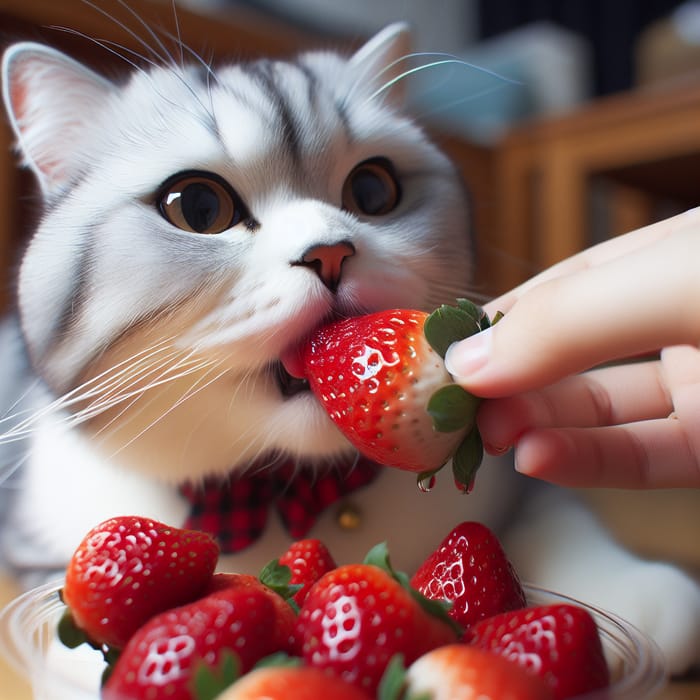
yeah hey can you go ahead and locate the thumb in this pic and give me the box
[443,307,570,398]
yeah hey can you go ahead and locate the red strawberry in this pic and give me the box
[410,521,526,630]
[277,538,336,605]
[293,542,458,694]
[103,584,291,700]
[61,515,218,649]
[202,572,297,650]
[465,604,611,700]
[291,300,493,490]
[215,664,373,700]
[405,644,554,700]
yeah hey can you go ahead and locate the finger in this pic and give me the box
[483,207,700,319]
[513,419,700,489]
[477,361,672,450]
[447,229,700,397]
[659,345,700,461]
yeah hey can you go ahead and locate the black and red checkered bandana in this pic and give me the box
[179,455,380,553]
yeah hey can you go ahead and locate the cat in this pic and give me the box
[0,20,699,679]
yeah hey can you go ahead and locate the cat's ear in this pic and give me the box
[1,42,114,197]
[349,23,412,105]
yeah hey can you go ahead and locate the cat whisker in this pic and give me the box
[0,453,31,488]
[79,0,173,68]
[47,26,154,76]
[62,29,215,133]
[77,346,188,411]
[0,378,43,425]
[156,25,218,116]
[108,358,229,457]
[0,338,179,445]
[84,348,217,427]
[159,41,219,126]
[359,51,519,106]
[107,0,220,125]
[57,339,182,410]
[68,352,215,427]
[245,448,287,477]
[53,4,218,132]
[168,0,185,71]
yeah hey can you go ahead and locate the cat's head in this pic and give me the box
[1,25,473,479]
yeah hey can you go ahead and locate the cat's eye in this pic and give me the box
[156,172,248,234]
[342,158,401,217]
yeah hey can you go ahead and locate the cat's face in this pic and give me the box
[2,26,472,480]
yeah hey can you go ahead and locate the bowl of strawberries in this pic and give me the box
[0,516,666,700]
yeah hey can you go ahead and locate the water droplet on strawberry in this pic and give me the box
[417,474,437,492]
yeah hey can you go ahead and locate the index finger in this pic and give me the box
[451,223,700,397]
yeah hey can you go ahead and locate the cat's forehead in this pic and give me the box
[211,52,405,162]
[107,51,418,197]
[212,57,350,166]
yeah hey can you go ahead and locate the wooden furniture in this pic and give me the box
[491,75,700,293]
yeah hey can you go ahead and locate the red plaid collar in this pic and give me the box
[179,456,380,553]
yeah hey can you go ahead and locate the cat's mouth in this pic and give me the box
[272,361,310,398]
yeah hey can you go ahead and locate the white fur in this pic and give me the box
[0,26,698,684]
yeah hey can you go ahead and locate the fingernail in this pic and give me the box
[484,442,509,456]
[444,326,493,379]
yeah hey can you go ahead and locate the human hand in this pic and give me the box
[445,208,700,489]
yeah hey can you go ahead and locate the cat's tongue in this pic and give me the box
[280,343,307,380]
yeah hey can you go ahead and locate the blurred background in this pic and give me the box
[0,1,699,697]
[177,0,700,137]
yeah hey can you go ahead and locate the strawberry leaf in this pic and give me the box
[452,428,484,492]
[253,652,303,669]
[192,650,240,700]
[259,559,303,612]
[363,542,463,638]
[377,654,407,700]
[363,541,393,571]
[407,587,462,637]
[57,608,90,650]
[456,298,488,327]
[423,304,481,358]
[427,384,480,433]
[100,646,121,687]
[377,655,433,700]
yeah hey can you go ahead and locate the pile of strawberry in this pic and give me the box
[58,516,610,700]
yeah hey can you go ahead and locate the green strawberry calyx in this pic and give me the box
[421,298,502,493]
[259,559,304,613]
[56,595,121,684]
[363,542,462,637]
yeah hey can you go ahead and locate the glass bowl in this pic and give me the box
[0,580,667,699]
[524,585,666,699]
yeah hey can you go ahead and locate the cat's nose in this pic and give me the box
[294,241,356,292]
